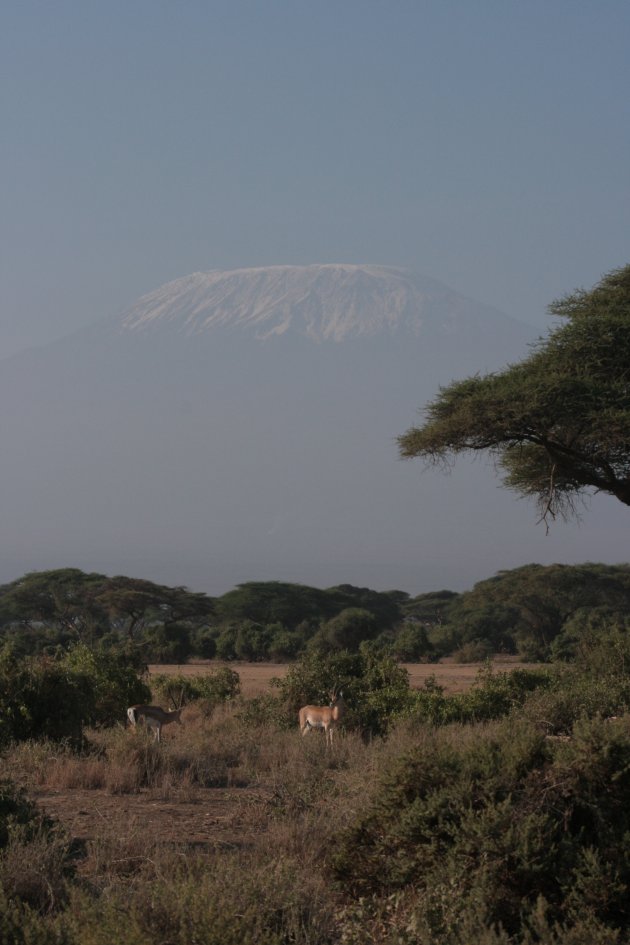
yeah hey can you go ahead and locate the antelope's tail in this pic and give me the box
[127,707,137,727]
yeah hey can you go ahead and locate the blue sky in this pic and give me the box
[1,0,629,356]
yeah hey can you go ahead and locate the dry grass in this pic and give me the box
[148,656,541,697]
[3,702,383,942]
[0,659,545,944]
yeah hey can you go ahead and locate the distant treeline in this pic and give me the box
[1,563,630,662]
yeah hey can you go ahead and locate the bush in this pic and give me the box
[151,667,241,713]
[452,638,494,663]
[0,649,92,745]
[0,779,76,915]
[0,889,71,944]
[60,851,336,945]
[331,709,630,939]
[140,621,193,663]
[391,622,434,661]
[523,632,630,734]
[321,608,379,651]
[403,665,552,727]
[63,643,151,727]
[267,627,304,661]
[0,644,150,745]
[273,646,411,737]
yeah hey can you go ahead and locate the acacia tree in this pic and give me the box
[0,569,108,643]
[398,264,630,523]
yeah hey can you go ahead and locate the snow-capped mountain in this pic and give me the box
[117,264,528,344]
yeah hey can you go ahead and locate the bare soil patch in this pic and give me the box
[34,785,271,852]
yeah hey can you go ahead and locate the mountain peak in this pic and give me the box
[118,264,514,343]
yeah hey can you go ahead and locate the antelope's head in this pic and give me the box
[168,687,186,721]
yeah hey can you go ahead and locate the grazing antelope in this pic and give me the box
[127,689,184,743]
[298,689,345,747]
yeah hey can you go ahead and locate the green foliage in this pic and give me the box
[403,665,552,727]
[212,581,406,660]
[151,666,241,710]
[0,888,71,944]
[139,621,193,663]
[0,569,214,660]
[443,562,630,660]
[6,637,630,943]
[320,607,379,651]
[273,646,411,736]
[0,779,53,849]
[401,589,459,625]
[0,569,109,650]
[399,264,630,520]
[331,643,630,939]
[233,620,273,661]
[6,562,630,665]
[390,621,434,661]
[192,626,217,659]
[0,643,150,745]
[0,648,92,746]
[267,625,304,661]
[524,680,624,737]
[330,711,630,938]
[215,581,337,627]
[326,584,405,631]
[452,637,495,662]
[62,643,151,727]
[551,607,630,661]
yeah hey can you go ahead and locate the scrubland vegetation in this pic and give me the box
[2,630,630,943]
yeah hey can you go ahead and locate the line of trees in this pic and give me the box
[2,563,630,663]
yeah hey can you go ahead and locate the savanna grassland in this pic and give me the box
[4,645,630,945]
[7,660,502,871]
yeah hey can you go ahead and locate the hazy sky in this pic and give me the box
[2,1,629,358]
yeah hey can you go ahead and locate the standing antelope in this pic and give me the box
[127,690,184,743]
[298,689,345,747]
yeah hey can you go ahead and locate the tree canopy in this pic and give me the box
[441,562,630,660]
[398,264,630,523]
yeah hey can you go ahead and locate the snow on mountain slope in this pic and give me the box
[118,264,529,343]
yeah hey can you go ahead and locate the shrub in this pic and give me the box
[330,712,630,938]
[62,852,335,945]
[151,666,241,712]
[0,889,71,944]
[523,634,630,734]
[321,608,379,651]
[403,665,552,727]
[391,622,434,661]
[0,644,150,745]
[273,647,411,737]
[452,638,494,663]
[0,779,76,914]
[0,778,52,847]
[63,643,151,727]
[0,649,92,745]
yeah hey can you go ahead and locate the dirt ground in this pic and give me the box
[32,658,538,853]
[36,786,271,852]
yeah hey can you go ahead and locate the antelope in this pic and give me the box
[127,689,185,743]
[298,689,345,747]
